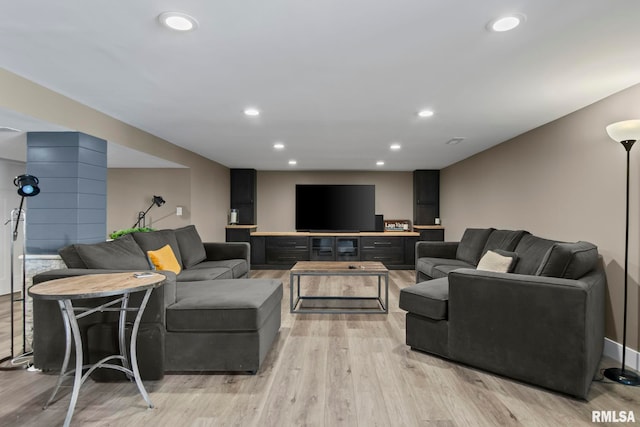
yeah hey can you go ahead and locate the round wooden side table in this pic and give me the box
[29,272,165,427]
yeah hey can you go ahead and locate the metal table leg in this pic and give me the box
[129,289,154,408]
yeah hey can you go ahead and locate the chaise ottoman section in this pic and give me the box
[165,278,283,373]
[399,277,450,357]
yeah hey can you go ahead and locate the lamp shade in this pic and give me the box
[153,195,166,207]
[14,174,40,197]
[606,120,640,142]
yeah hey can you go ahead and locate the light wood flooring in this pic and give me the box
[0,270,639,426]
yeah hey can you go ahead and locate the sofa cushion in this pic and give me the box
[74,234,150,270]
[132,229,183,267]
[432,264,470,278]
[456,228,495,266]
[58,245,88,268]
[536,241,598,279]
[482,230,529,255]
[147,244,182,275]
[167,279,283,332]
[189,259,249,278]
[175,225,207,269]
[512,234,557,275]
[416,258,474,279]
[399,278,449,320]
[177,268,232,282]
[477,250,518,273]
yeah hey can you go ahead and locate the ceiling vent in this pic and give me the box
[446,137,465,145]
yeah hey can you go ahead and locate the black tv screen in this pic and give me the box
[296,184,375,232]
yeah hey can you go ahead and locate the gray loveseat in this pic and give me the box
[32,225,283,379]
[399,228,606,398]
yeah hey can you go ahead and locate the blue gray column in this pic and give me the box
[26,132,107,254]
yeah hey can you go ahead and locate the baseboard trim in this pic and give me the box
[603,338,640,372]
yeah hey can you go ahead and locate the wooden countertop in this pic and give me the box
[251,231,419,237]
[413,225,445,230]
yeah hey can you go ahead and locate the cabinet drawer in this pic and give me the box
[361,249,404,264]
[360,236,403,249]
[266,249,309,264]
[266,236,308,249]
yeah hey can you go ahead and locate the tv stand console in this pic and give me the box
[250,231,419,270]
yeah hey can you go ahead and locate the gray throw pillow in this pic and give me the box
[75,234,150,270]
[175,225,207,268]
[536,241,598,279]
[58,244,88,268]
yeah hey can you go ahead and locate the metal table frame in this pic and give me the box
[290,268,389,314]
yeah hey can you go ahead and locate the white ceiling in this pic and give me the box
[1,1,639,171]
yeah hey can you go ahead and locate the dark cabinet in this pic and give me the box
[336,237,359,261]
[251,234,417,270]
[360,236,404,265]
[225,226,256,243]
[310,237,335,261]
[414,170,440,225]
[265,236,309,266]
[310,237,359,261]
[250,236,266,265]
[419,229,444,241]
[230,169,257,225]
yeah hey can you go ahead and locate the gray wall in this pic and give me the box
[107,168,192,234]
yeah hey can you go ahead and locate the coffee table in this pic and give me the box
[289,261,389,314]
[29,272,165,427]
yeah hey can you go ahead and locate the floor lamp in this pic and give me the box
[133,195,165,228]
[1,174,40,367]
[604,119,640,386]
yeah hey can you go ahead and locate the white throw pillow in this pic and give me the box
[477,250,515,273]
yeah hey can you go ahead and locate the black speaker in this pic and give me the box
[375,214,384,232]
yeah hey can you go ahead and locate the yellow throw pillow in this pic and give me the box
[147,244,181,275]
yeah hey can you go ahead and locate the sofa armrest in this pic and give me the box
[415,241,459,260]
[447,267,605,398]
[203,242,250,263]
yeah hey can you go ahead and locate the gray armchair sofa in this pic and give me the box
[399,228,606,398]
[32,225,283,380]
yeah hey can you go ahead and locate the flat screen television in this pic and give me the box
[295,184,375,232]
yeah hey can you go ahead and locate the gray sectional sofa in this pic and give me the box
[32,225,283,379]
[400,228,606,398]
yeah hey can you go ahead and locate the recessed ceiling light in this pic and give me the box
[376,161,385,166]
[488,14,525,32]
[288,160,297,166]
[390,143,401,151]
[417,109,434,118]
[273,142,285,150]
[158,12,198,32]
[244,107,260,117]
